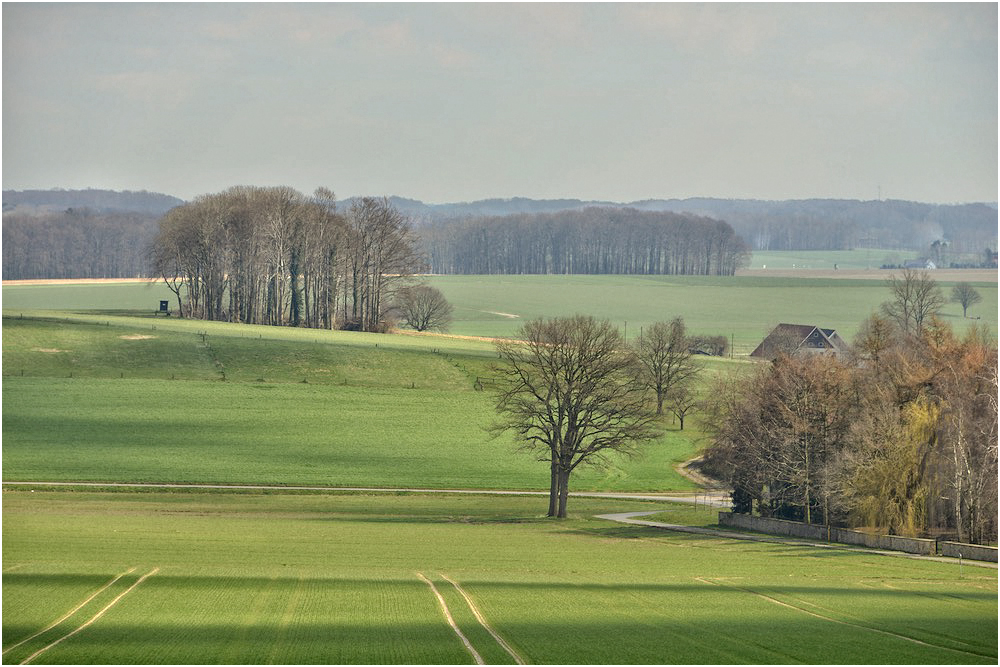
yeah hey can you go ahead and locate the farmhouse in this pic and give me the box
[903,258,937,269]
[750,323,848,360]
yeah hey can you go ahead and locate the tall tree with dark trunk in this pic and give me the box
[491,316,662,518]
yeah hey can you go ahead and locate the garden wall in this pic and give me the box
[938,541,999,563]
[718,512,938,556]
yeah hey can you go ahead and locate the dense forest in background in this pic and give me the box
[382,196,999,255]
[3,208,160,280]
[2,189,997,280]
[419,208,749,275]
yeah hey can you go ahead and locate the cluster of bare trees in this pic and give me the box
[150,187,425,332]
[420,208,750,275]
[703,274,997,544]
[491,315,703,517]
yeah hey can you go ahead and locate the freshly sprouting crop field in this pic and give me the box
[3,491,996,665]
[3,267,997,664]
[4,268,996,353]
[420,273,997,347]
[1,316,699,491]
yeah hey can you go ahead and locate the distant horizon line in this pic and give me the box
[3,185,997,208]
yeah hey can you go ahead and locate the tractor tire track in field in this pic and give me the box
[2,566,137,658]
[439,573,525,665]
[695,577,991,660]
[19,567,159,665]
[416,572,485,665]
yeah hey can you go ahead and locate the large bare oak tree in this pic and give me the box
[492,315,662,518]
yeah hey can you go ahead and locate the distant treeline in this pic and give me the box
[4,189,997,281]
[372,196,999,254]
[419,208,749,276]
[2,208,159,280]
[3,188,183,216]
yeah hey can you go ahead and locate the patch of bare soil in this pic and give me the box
[119,334,157,340]
[32,347,66,353]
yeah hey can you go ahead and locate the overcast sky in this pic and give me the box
[3,2,996,204]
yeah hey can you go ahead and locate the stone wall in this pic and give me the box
[718,512,938,556]
[939,541,999,563]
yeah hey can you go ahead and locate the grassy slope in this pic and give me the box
[4,272,996,353]
[2,316,699,491]
[3,491,995,664]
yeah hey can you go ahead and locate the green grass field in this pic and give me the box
[1,316,699,492]
[3,491,996,665]
[3,268,997,664]
[4,270,995,353]
[420,273,997,348]
[743,248,986,270]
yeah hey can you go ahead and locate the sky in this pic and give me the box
[2,2,997,204]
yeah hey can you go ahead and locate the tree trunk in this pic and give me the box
[548,458,559,518]
[557,468,571,519]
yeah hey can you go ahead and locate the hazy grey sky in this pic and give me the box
[3,2,996,204]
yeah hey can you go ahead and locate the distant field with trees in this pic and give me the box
[5,271,995,354]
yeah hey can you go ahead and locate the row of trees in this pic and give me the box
[150,187,425,332]
[491,315,702,517]
[2,209,159,280]
[703,273,997,544]
[420,208,750,275]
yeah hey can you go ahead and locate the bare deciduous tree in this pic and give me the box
[635,318,701,415]
[492,316,662,518]
[667,384,698,431]
[950,282,982,318]
[396,285,453,332]
[881,269,945,334]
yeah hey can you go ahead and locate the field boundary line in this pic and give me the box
[20,567,159,665]
[694,577,989,659]
[440,573,526,665]
[416,572,484,665]
[3,567,137,657]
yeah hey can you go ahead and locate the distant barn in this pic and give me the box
[903,258,937,270]
[750,324,848,360]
